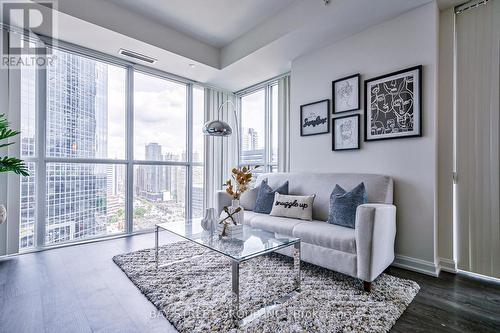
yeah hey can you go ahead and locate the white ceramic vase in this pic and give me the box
[0,204,6,225]
[201,207,217,233]
[230,199,244,225]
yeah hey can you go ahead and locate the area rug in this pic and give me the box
[113,241,419,333]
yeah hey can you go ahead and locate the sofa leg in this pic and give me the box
[363,281,372,292]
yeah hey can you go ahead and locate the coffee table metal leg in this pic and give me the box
[232,260,240,321]
[155,226,159,268]
[293,241,301,291]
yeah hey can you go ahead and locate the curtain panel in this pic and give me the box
[455,0,500,278]
[278,75,291,172]
[203,88,239,209]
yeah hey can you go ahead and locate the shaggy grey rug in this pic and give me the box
[113,241,419,333]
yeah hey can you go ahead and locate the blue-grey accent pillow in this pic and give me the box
[254,180,289,214]
[327,182,368,229]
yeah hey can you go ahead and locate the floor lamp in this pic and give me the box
[202,99,240,159]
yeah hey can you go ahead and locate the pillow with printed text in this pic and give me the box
[270,193,315,221]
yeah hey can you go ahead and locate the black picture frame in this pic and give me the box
[364,65,422,142]
[300,99,330,136]
[332,114,360,151]
[332,73,361,114]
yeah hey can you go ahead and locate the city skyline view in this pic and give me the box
[19,49,205,249]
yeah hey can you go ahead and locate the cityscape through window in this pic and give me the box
[239,83,279,175]
[19,48,205,249]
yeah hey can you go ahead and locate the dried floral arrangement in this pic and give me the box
[223,165,258,200]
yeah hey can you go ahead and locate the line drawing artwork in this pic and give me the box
[340,119,354,146]
[334,115,359,150]
[334,75,359,113]
[337,80,354,108]
[369,75,414,136]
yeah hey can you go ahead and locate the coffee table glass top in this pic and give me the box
[156,219,300,262]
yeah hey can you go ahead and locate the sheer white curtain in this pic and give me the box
[278,75,291,172]
[455,0,500,278]
[203,88,238,209]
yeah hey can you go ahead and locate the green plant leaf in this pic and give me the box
[0,128,21,142]
[0,114,8,130]
[0,142,14,149]
[0,156,30,176]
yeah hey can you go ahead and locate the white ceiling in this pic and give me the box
[105,0,295,48]
[25,0,457,91]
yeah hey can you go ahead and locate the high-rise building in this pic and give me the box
[43,50,109,245]
[144,143,163,197]
[242,128,259,151]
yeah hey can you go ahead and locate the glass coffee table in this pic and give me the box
[155,219,301,326]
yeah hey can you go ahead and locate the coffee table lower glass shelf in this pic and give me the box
[154,219,301,326]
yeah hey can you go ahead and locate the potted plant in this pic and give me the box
[219,166,257,236]
[0,114,29,225]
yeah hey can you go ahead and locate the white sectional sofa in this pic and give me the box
[217,172,396,291]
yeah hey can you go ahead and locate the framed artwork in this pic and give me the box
[300,99,330,136]
[332,73,360,114]
[364,65,422,141]
[333,114,360,151]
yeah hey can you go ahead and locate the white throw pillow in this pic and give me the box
[270,193,315,221]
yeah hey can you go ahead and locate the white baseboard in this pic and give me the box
[438,257,457,273]
[392,254,439,277]
[457,270,500,284]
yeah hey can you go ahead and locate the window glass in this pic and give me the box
[271,84,279,165]
[21,65,36,157]
[134,72,187,161]
[133,165,186,230]
[193,86,205,163]
[241,89,265,164]
[45,163,126,245]
[192,166,204,218]
[46,49,126,159]
[19,162,36,249]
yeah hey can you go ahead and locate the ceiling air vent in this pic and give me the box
[118,49,157,64]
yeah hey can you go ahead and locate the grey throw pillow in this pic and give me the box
[270,193,315,221]
[327,183,367,228]
[254,180,289,214]
[239,182,263,211]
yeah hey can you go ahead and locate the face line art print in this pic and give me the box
[369,75,414,136]
[337,80,354,108]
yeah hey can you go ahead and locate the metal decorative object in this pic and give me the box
[202,99,240,157]
[201,208,217,234]
[202,119,232,136]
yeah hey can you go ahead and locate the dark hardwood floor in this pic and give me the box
[1,232,499,333]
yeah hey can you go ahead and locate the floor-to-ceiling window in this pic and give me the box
[18,45,205,250]
[239,82,279,174]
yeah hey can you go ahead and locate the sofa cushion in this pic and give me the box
[292,221,356,254]
[270,193,315,221]
[327,182,368,229]
[255,173,393,221]
[240,184,261,211]
[250,214,303,236]
[243,210,261,226]
[254,180,289,214]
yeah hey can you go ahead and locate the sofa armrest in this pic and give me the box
[216,190,231,216]
[355,204,396,282]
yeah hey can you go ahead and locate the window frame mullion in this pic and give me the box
[125,65,134,234]
[186,83,194,221]
[35,62,47,249]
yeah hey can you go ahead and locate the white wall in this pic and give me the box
[289,3,439,269]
